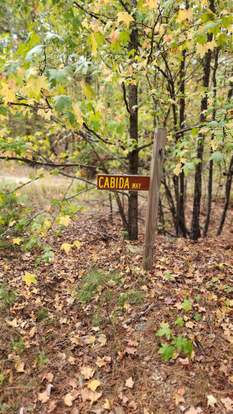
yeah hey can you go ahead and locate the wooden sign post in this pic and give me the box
[143,128,166,271]
[96,128,166,271]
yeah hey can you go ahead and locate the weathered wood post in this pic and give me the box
[143,128,166,271]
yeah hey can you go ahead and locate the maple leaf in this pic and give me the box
[63,392,75,407]
[61,243,72,254]
[81,388,102,403]
[58,215,71,226]
[117,12,134,28]
[12,238,22,245]
[177,9,193,23]
[221,397,233,412]
[125,377,134,388]
[22,272,37,286]
[73,240,82,249]
[207,394,217,407]
[156,322,172,339]
[196,41,217,58]
[80,366,95,379]
[144,0,158,9]
[87,379,101,391]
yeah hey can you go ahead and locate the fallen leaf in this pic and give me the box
[207,394,217,407]
[87,379,101,391]
[80,366,95,380]
[97,334,107,347]
[125,377,134,388]
[38,384,53,403]
[22,272,37,286]
[12,237,22,245]
[61,243,72,255]
[221,397,233,412]
[96,356,111,367]
[58,215,71,226]
[63,393,75,407]
[81,388,102,403]
[42,372,54,383]
[174,387,185,405]
[15,360,25,373]
[103,398,111,409]
[185,407,202,414]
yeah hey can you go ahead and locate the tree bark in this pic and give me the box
[178,48,187,237]
[203,48,219,236]
[127,1,139,240]
[191,0,215,240]
[217,154,233,235]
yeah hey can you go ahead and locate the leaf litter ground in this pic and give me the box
[0,214,232,414]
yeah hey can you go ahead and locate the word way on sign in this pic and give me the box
[97,174,150,191]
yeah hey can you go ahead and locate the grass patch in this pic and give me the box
[0,284,17,309]
[117,290,145,307]
[76,269,122,304]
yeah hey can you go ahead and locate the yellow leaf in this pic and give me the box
[24,76,49,100]
[15,359,25,373]
[117,11,134,27]
[22,272,37,286]
[61,243,72,255]
[0,80,16,102]
[73,240,82,249]
[196,41,217,58]
[144,0,158,9]
[103,399,111,409]
[177,9,193,23]
[174,163,182,176]
[87,379,101,391]
[90,32,98,55]
[81,80,95,99]
[73,103,83,126]
[12,237,22,245]
[80,366,95,380]
[58,215,71,226]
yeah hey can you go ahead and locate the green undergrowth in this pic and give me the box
[76,269,122,303]
[0,284,17,310]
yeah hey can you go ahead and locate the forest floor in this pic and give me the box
[0,211,233,414]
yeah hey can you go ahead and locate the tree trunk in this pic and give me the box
[203,48,219,236]
[127,1,139,240]
[178,48,187,237]
[217,154,233,235]
[191,0,215,240]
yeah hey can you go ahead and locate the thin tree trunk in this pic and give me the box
[191,0,215,240]
[217,154,233,235]
[203,48,219,236]
[178,48,187,237]
[127,0,139,240]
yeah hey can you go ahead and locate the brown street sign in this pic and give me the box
[97,174,150,191]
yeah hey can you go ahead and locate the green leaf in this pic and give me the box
[158,343,175,361]
[210,151,223,162]
[181,299,192,312]
[53,95,72,113]
[156,322,172,340]
[26,45,44,61]
[47,68,71,86]
[175,317,184,327]
[173,336,193,356]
